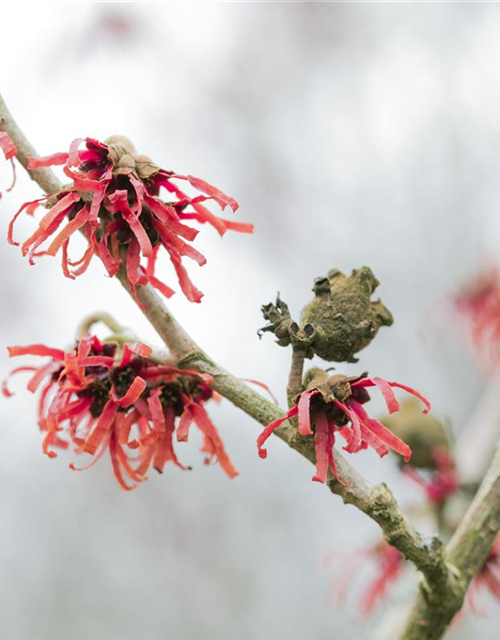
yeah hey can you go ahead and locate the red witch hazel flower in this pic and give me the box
[0,131,17,198]
[453,268,500,369]
[9,136,252,302]
[326,540,404,615]
[257,368,430,484]
[403,447,459,505]
[3,336,237,490]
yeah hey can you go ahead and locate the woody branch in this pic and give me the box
[0,90,485,638]
[399,439,500,640]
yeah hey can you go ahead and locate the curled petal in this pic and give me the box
[149,276,176,299]
[118,341,152,367]
[298,390,318,435]
[83,400,118,455]
[108,189,153,257]
[189,403,238,478]
[353,377,430,414]
[45,205,90,257]
[109,431,137,490]
[176,410,193,442]
[70,431,111,472]
[175,174,239,212]
[335,400,362,453]
[371,377,399,414]
[257,406,298,459]
[153,405,186,472]
[8,197,48,246]
[350,400,411,462]
[28,152,69,169]
[221,220,254,234]
[111,376,147,407]
[388,382,431,414]
[243,379,279,405]
[2,366,38,397]
[7,344,66,360]
[0,132,17,160]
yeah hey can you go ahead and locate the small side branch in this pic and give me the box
[287,346,306,406]
[399,442,500,640]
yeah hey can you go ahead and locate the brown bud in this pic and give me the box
[104,136,160,180]
[381,398,451,469]
[135,154,159,180]
[104,135,136,155]
[301,367,367,408]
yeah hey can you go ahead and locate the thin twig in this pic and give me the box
[287,346,306,407]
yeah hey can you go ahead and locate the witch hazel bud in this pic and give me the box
[381,397,451,470]
[9,136,253,304]
[300,267,393,363]
[257,368,430,485]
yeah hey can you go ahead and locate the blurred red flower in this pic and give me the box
[467,536,500,615]
[454,268,500,369]
[9,136,252,302]
[403,447,459,505]
[327,540,404,615]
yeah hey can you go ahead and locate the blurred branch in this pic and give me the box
[399,440,500,640]
[0,90,453,616]
[454,369,500,485]
[76,311,128,338]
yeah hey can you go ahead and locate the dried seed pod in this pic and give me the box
[258,295,295,347]
[300,267,393,363]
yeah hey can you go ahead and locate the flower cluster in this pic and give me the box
[0,131,17,198]
[8,136,252,302]
[4,336,237,489]
[257,369,430,484]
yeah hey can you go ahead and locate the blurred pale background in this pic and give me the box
[1,2,500,639]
